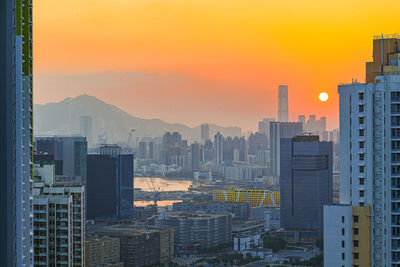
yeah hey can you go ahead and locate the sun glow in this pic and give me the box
[319,92,329,102]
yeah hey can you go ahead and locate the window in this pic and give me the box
[354,216,359,223]
[354,240,359,247]
[359,178,365,185]
[354,253,359,260]
[359,154,364,161]
[359,105,364,112]
[342,216,345,224]
[359,129,364,136]
[342,228,345,235]
[354,228,359,235]
[342,253,345,260]
[359,117,364,124]
[359,141,364,149]
[359,166,364,173]
[391,92,400,101]
[359,190,364,197]
[360,202,364,206]
[342,240,345,248]
[359,92,364,100]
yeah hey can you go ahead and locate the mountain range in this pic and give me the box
[33,95,242,143]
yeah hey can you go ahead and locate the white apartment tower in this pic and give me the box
[324,34,400,267]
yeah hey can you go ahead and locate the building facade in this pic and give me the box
[324,35,400,266]
[87,147,134,221]
[85,236,123,267]
[278,85,289,122]
[213,189,280,208]
[33,163,85,267]
[201,123,210,142]
[280,136,333,237]
[35,136,88,184]
[154,212,232,253]
[1,0,33,266]
[214,132,224,166]
[79,116,93,147]
[270,122,303,178]
[92,225,174,267]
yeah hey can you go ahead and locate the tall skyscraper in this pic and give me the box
[278,85,289,122]
[280,136,333,238]
[87,145,134,221]
[214,132,224,166]
[270,122,303,178]
[80,115,93,146]
[201,123,210,142]
[1,1,33,266]
[324,34,400,267]
[191,142,202,171]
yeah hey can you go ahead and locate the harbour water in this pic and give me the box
[134,177,193,207]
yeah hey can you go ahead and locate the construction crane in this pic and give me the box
[145,178,161,206]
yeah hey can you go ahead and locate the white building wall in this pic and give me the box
[323,205,352,267]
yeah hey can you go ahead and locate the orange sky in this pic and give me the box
[33,0,400,131]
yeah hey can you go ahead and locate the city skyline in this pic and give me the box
[33,0,400,131]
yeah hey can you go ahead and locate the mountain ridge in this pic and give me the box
[34,94,242,143]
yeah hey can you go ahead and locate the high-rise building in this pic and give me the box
[162,132,184,165]
[80,115,93,146]
[258,118,275,136]
[366,33,400,83]
[33,163,85,267]
[191,142,201,171]
[87,145,134,221]
[35,136,88,184]
[214,132,224,166]
[1,1,33,266]
[298,115,306,124]
[201,123,210,142]
[278,85,289,122]
[280,136,333,238]
[324,34,400,267]
[270,122,303,178]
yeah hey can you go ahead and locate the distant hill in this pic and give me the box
[33,95,242,143]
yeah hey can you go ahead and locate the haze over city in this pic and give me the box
[33,0,400,131]
[5,0,400,266]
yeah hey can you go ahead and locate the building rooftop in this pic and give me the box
[92,224,170,237]
[159,212,231,220]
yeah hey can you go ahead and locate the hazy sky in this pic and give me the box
[34,0,400,131]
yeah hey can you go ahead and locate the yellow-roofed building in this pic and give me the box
[212,189,280,207]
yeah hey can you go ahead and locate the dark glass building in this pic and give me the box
[280,135,333,237]
[87,149,134,220]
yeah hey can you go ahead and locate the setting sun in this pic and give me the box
[319,92,329,102]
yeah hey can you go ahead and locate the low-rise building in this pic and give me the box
[250,206,281,231]
[173,201,249,220]
[85,236,123,267]
[154,212,232,254]
[92,224,173,267]
[232,220,265,236]
[234,234,261,251]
